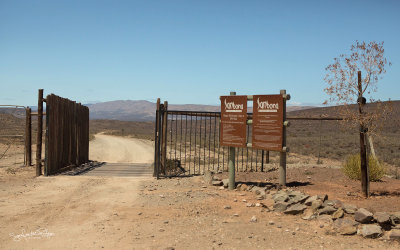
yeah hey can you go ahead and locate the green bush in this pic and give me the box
[342,154,385,181]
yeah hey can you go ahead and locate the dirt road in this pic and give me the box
[0,135,399,249]
[89,134,154,163]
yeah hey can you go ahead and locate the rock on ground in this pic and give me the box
[358,224,383,238]
[284,204,307,215]
[355,208,374,224]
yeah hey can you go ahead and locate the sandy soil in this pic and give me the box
[89,134,154,163]
[1,169,399,249]
[1,135,400,249]
[216,153,400,213]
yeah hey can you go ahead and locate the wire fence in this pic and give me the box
[156,109,400,177]
[0,106,26,167]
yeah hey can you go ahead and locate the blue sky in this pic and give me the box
[1,0,399,107]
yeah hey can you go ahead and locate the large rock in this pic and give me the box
[355,208,374,224]
[291,194,309,204]
[358,224,383,238]
[284,204,307,215]
[374,212,391,224]
[374,212,392,230]
[304,195,318,206]
[273,193,289,203]
[333,218,358,235]
[274,202,290,212]
[332,200,343,209]
[339,226,357,235]
[333,218,359,228]
[287,191,303,198]
[311,200,323,210]
[319,205,337,215]
[332,207,344,220]
[342,203,357,214]
[302,208,317,220]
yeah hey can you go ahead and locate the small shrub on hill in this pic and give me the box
[342,154,385,181]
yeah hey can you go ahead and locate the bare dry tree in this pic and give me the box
[324,41,392,197]
[324,41,392,134]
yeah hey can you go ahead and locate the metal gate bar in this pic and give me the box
[154,107,274,177]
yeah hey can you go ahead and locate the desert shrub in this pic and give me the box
[342,154,385,181]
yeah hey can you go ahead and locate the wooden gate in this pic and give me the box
[44,94,89,175]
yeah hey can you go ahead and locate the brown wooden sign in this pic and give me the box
[252,95,283,151]
[220,95,248,147]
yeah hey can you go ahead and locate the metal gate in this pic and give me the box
[153,99,271,178]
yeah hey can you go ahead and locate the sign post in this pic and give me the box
[220,92,247,190]
[279,89,288,186]
[220,90,290,188]
[251,91,289,185]
[252,94,284,151]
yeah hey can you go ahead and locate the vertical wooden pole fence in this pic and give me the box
[154,98,161,177]
[161,101,168,175]
[25,107,32,166]
[41,92,90,175]
[36,89,43,176]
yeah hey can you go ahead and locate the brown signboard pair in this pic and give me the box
[220,95,248,147]
[220,95,284,152]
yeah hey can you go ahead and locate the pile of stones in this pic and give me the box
[270,189,400,240]
[210,175,400,241]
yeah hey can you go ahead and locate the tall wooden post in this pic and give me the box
[161,101,168,175]
[279,89,287,186]
[25,107,32,166]
[44,98,49,176]
[228,91,236,190]
[358,71,369,197]
[36,89,43,176]
[154,98,161,177]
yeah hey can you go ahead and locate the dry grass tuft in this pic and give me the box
[342,154,385,181]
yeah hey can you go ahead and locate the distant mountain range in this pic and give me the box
[1,100,399,124]
[86,100,315,121]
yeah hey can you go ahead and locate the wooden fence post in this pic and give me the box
[154,98,161,177]
[44,97,49,176]
[161,101,168,175]
[25,107,32,166]
[36,89,43,176]
[279,89,287,186]
[358,71,369,197]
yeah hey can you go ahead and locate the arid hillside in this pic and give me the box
[2,101,399,168]
[87,99,314,121]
